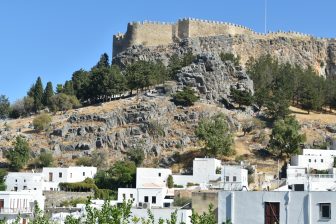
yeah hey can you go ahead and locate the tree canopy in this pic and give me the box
[195,113,234,156]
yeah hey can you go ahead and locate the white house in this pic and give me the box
[218,165,248,190]
[117,167,174,208]
[277,165,336,192]
[5,172,44,192]
[218,191,336,224]
[291,148,336,170]
[0,190,45,223]
[5,166,97,192]
[173,158,222,188]
[136,168,172,188]
[173,158,248,190]
[42,166,97,191]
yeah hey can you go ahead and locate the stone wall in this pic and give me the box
[44,191,93,208]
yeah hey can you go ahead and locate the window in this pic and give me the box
[158,173,161,177]
[34,188,37,190]
[59,172,62,178]
[24,179,26,182]
[152,196,156,204]
[315,159,317,163]
[15,179,17,182]
[83,172,85,176]
[225,176,229,182]
[321,159,324,163]
[122,194,126,199]
[233,176,237,182]
[70,173,73,178]
[308,159,311,163]
[144,196,149,203]
[14,187,18,191]
[320,203,331,219]
[23,186,27,190]
[130,194,133,199]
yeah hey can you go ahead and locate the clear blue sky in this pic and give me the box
[1,0,335,102]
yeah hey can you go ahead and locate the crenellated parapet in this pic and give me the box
[113,18,336,56]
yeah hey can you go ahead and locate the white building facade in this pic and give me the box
[5,166,97,192]
[0,190,45,223]
[173,158,222,188]
[291,149,336,170]
[218,191,336,224]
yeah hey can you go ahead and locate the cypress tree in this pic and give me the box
[33,77,44,111]
[63,80,75,96]
[43,82,54,107]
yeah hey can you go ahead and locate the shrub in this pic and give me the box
[220,52,240,66]
[33,113,52,132]
[172,87,199,106]
[128,147,145,166]
[167,175,174,188]
[186,182,199,187]
[60,197,88,207]
[173,197,191,206]
[173,184,183,188]
[76,157,94,166]
[6,136,30,171]
[38,151,53,167]
[147,120,165,138]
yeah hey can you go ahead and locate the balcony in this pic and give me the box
[0,207,33,214]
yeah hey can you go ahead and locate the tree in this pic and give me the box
[31,202,51,224]
[0,95,10,119]
[195,113,234,156]
[167,175,174,188]
[63,80,75,96]
[230,88,253,107]
[94,53,110,70]
[95,161,136,191]
[33,77,44,111]
[0,169,7,190]
[172,87,199,106]
[190,204,217,224]
[128,146,145,166]
[269,116,306,157]
[38,151,53,167]
[56,84,63,94]
[50,93,81,112]
[9,98,26,118]
[6,136,30,171]
[43,82,54,108]
[33,113,52,132]
[220,52,240,66]
[72,69,91,102]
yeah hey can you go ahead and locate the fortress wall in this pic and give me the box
[113,22,174,56]
[185,19,254,38]
[128,22,174,46]
[177,19,190,39]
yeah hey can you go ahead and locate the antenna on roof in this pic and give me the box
[264,0,268,33]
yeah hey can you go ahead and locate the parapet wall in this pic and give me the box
[113,18,336,56]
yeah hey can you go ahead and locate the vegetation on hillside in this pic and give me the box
[195,113,234,157]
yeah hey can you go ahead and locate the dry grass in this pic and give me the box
[290,106,336,124]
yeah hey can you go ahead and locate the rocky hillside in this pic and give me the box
[113,35,336,78]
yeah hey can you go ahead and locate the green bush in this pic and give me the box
[220,52,240,66]
[6,136,30,171]
[172,87,199,106]
[60,197,88,207]
[38,151,53,167]
[167,175,174,188]
[33,113,52,132]
[173,197,191,206]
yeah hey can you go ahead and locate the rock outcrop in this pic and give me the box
[176,53,253,104]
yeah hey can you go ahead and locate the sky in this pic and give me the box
[0,0,335,102]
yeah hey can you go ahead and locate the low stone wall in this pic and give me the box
[44,191,94,209]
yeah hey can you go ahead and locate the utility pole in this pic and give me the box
[264,0,267,33]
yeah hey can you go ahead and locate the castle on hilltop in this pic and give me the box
[113,18,328,57]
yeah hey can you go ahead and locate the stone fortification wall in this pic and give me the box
[113,21,174,56]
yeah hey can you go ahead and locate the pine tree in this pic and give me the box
[95,53,110,69]
[63,80,75,95]
[43,82,54,107]
[33,77,44,111]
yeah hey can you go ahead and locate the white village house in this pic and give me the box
[275,148,336,192]
[5,166,97,191]
[218,191,336,224]
[0,190,45,224]
[172,158,248,190]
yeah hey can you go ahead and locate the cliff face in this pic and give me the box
[113,30,336,78]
